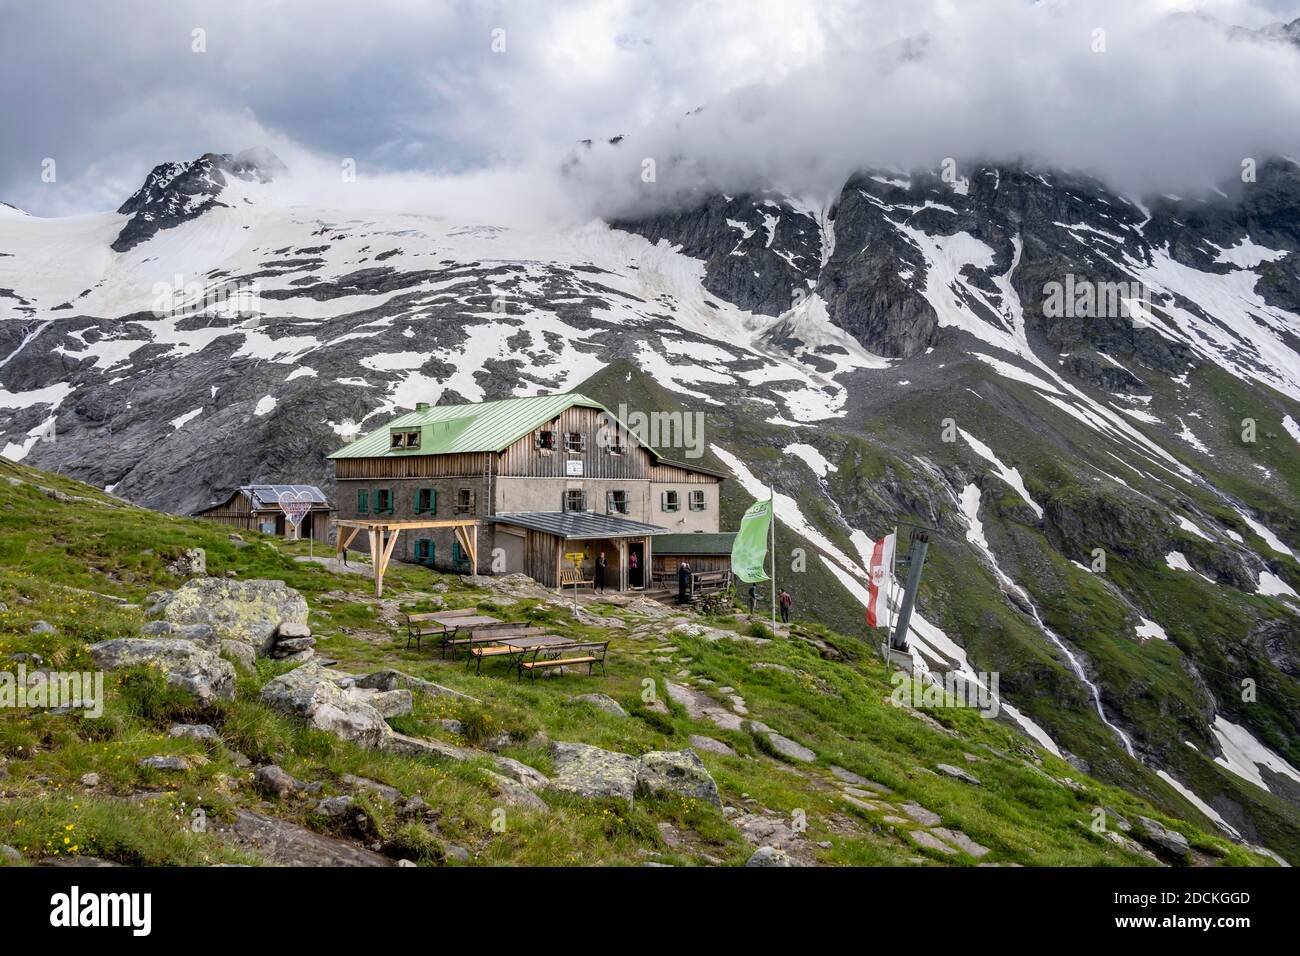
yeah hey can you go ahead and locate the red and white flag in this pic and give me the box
[865,532,896,628]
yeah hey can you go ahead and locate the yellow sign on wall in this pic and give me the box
[565,552,585,563]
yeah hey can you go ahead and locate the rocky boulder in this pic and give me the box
[548,742,640,805]
[140,620,219,651]
[636,749,722,807]
[165,547,206,577]
[571,693,628,717]
[89,638,235,704]
[155,578,308,656]
[1135,816,1191,859]
[259,663,392,748]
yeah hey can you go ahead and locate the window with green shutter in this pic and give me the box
[375,488,394,514]
[416,487,436,514]
[414,538,434,564]
[357,489,369,514]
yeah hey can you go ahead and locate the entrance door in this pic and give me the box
[628,541,644,588]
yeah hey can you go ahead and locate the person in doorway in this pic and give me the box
[747,582,757,614]
[595,552,607,593]
[677,560,691,604]
[779,588,792,624]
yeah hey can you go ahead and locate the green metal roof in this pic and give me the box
[652,532,736,555]
[329,392,620,459]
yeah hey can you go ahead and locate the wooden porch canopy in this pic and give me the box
[335,518,479,597]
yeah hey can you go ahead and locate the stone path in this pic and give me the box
[824,765,991,861]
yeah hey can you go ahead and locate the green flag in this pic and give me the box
[731,497,773,583]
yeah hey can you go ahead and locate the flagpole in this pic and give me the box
[768,488,776,629]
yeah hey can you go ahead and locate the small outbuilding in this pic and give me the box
[193,484,332,541]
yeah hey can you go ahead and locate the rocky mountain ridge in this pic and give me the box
[2,147,1300,860]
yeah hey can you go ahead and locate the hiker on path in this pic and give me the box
[677,560,691,604]
[779,588,792,624]
[748,582,757,614]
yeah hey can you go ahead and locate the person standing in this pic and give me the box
[779,588,792,624]
[748,582,757,615]
[595,552,607,593]
[677,560,691,604]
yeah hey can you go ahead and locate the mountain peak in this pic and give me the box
[112,147,286,252]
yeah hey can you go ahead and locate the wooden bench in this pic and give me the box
[559,567,594,588]
[517,641,609,683]
[467,643,526,675]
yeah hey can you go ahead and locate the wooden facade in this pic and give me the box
[331,396,730,590]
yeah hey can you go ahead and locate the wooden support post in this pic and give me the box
[470,524,478,572]
[369,527,382,598]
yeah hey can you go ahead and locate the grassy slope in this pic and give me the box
[0,456,1271,867]
[577,359,1300,862]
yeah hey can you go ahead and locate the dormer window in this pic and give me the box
[536,430,556,450]
[391,430,421,449]
[565,431,586,453]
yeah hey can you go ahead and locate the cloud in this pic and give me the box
[2,0,1300,220]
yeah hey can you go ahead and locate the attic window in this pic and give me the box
[391,430,421,449]
[536,430,556,450]
[689,490,707,511]
[565,431,586,453]
[606,438,626,456]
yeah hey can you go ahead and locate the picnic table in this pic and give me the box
[404,609,502,654]
[466,633,610,681]
[467,633,572,674]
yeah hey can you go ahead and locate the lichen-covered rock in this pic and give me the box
[548,742,640,805]
[89,638,235,704]
[637,749,722,807]
[483,771,551,813]
[166,547,206,577]
[347,686,412,720]
[220,639,256,672]
[746,846,793,867]
[168,723,219,741]
[140,620,219,651]
[259,663,391,748]
[493,756,550,790]
[156,578,308,656]
[571,693,628,717]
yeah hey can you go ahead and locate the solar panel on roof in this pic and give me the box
[241,485,328,509]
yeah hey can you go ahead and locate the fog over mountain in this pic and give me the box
[4,0,1300,223]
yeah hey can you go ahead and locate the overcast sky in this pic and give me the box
[3,0,1300,221]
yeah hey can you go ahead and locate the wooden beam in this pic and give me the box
[336,526,360,561]
[370,527,383,597]
[336,519,480,530]
[379,527,402,585]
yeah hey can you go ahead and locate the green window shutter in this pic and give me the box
[414,489,425,514]
[431,489,437,515]
[452,540,462,562]
[358,489,369,514]
[386,488,395,514]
